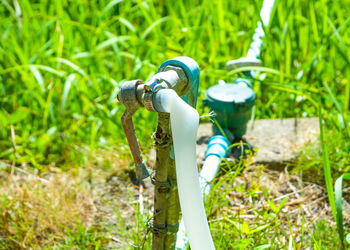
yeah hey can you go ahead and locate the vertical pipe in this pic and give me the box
[164,158,181,249]
[246,0,275,60]
[152,113,171,249]
[154,89,215,250]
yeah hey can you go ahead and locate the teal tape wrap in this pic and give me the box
[205,135,231,158]
[158,56,200,108]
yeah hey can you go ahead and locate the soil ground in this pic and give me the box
[1,118,349,248]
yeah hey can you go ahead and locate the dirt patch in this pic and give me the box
[1,126,347,249]
[196,118,320,169]
[223,164,350,228]
[0,163,97,248]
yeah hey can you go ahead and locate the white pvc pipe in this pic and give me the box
[154,89,215,250]
[246,0,276,60]
[199,155,221,197]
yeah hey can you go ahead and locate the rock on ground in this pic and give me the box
[196,118,320,168]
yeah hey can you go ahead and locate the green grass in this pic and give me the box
[0,0,349,248]
[1,0,349,169]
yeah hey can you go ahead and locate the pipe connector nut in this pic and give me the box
[117,80,144,110]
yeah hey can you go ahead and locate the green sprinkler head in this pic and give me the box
[204,79,256,139]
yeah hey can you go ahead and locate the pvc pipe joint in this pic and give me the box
[205,135,231,158]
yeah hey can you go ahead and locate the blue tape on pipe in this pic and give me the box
[205,135,231,158]
[158,56,200,108]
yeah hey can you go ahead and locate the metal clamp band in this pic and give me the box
[143,91,157,112]
[150,223,167,235]
[149,222,179,234]
[151,176,171,189]
[153,132,173,149]
[166,223,179,233]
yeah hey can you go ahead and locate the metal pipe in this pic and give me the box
[164,157,180,249]
[154,89,215,250]
[118,57,200,249]
[152,113,172,249]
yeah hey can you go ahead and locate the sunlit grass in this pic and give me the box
[1,0,349,168]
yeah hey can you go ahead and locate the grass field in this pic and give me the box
[0,0,349,248]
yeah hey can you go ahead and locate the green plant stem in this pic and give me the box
[318,107,337,226]
[334,173,350,248]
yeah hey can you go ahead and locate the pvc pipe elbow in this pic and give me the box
[152,89,177,113]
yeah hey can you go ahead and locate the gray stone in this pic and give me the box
[196,118,320,167]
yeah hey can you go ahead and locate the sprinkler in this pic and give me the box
[176,0,276,249]
[204,80,256,139]
[210,0,276,139]
[118,57,214,250]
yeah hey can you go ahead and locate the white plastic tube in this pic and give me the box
[176,154,221,249]
[199,155,221,196]
[154,89,215,250]
[246,0,276,60]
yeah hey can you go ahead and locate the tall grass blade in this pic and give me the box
[318,107,337,221]
[334,173,350,248]
[96,36,130,51]
[345,69,350,111]
[61,74,75,116]
[32,64,66,77]
[29,65,45,92]
[56,58,87,78]
[9,107,30,125]
[323,82,346,130]
[118,17,136,33]
[141,17,169,40]
[101,0,124,16]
